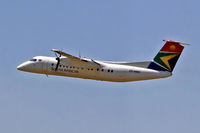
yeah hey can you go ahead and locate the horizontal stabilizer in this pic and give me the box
[163,40,191,45]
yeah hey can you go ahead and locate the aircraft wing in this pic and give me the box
[52,49,103,67]
[52,49,89,62]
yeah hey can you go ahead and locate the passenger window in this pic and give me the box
[134,70,141,73]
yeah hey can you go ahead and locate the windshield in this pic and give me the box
[30,59,37,62]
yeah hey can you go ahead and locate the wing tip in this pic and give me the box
[51,49,60,52]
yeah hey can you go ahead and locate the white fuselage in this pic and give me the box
[17,56,172,82]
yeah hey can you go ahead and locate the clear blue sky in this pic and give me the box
[0,0,200,133]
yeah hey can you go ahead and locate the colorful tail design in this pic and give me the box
[148,40,188,72]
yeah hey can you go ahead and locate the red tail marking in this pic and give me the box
[160,40,184,53]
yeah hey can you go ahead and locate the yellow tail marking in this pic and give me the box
[160,54,177,70]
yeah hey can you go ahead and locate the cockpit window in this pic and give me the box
[30,59,37,62]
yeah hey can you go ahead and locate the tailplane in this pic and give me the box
[148,40,190,72]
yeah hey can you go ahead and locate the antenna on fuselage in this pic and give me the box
[79,50,81,58]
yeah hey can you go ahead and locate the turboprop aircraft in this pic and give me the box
[17,40,189,82]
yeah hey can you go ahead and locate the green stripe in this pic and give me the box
[154,52,178,70]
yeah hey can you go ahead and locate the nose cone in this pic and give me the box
[17,62,28,71]
[17,61,32,72]
[17,64,24,71]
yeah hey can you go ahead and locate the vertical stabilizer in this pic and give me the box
[148,40,189,72]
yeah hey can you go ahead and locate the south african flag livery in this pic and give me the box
[148,40,184,72]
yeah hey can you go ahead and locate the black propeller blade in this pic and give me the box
[55,53,61,71]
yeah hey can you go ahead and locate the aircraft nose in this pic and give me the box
[17,62,31,71]
[17,63,26,71]
[17,64,24,70]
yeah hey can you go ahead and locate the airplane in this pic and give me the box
[17,40,190,82]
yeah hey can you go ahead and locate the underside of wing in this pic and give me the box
[52,49,103,67]
[52,49,88,62]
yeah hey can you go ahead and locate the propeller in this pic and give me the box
[55,52,61,71]
[55,52,61,58]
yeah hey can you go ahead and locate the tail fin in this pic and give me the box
[148,40,189,72]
